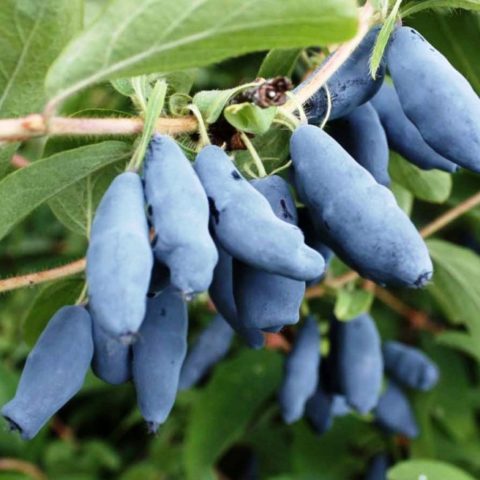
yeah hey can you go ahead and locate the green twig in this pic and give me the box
[240,132,267,177]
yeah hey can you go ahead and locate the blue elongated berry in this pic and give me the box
[233,176,314,331]
[387,27,480,172]
[366,454,389,480]
[87,172,153,338]
[371,84,458,172]
[178,314,234,390]
[331,395,351,417]
[305,385,333,435]
[330,314,383,414]
[279,317,320,424]
[2,306,93,440]
[298,208,334,286]
[144,135,218,296]
[329,103,390,186]
[299,26,385,123]
[374,381,419,438]
[383,341,439,391]
[291,125,433,288]
[132,287,188,433]
[194,145,324,281]
[91,317,131,385]
[208,241,265,349]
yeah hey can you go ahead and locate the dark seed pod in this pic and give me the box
[330,314,383,414]
[387,27,480,172]
[383,341,439,391]
[132,287,188,433]
[178,314,234,390]
[329,102,391,186]
[87,172,153,338]
[371,83,458,172]
[233,176,314,331]
[374,380,419,438]
[299,26,385,123]
[291,125,433,288]
[2,306,93,440]
[279,317,320,423]
[194,145,324,281]
[144,134,218,296]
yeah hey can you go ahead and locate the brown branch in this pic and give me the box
[285,1,375,113]
[420,191,480,238]
[0,458,47,480]
[0,258,86,294]
[373,285,443,333]
[0,115,198,142]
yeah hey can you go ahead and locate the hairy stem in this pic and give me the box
[0,459,47,480]
[0,115,198,142]
[284,1,375,114]
[0,259,86,293]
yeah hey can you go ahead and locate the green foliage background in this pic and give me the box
[0,1,480,479]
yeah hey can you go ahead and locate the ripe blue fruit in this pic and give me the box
[387,27,480,172]
[233,176,313,331]
[300,26,385,123]
[279,317,320,424]
[366,454,389,480]
[330,314,383,414]
[291,125,433,288]
[298,208,333,286]
[305,385,333,435]
[87,172,153,339]
[132,287,188,433]
[178,314,234,390]
[91,317,132,385]
[371,84,458,172]
[374,381,419,438]
[331,395,351,417]
[383,341,439,391]
[329,102,390,186]
[194,145,324,281]
[208,241,265,349]
[144,135,218,296]
[2,306,93,440]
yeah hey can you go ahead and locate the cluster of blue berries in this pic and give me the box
[2,24,479,460]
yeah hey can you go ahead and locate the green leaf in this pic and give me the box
[184,349,282,480]
[46,0,358,100]
[401,0,480,17]
[23,279,85,347]
[389,153,452,203]
[388,460,476,480]
[224,103,277,135]
[0,0,83,177]
[258,49,301,78]
[49,163,123,236]
[370,0,403,78]
[436,331,480,363]
[193,87,245,124]
[427,239,480,335]
[334,288,374,321]
[0,141,131,241]
[390,181,414,216]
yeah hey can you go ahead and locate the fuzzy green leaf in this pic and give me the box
[0,141,131,241]
[0,0,83,177]
[46,0,358,100]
